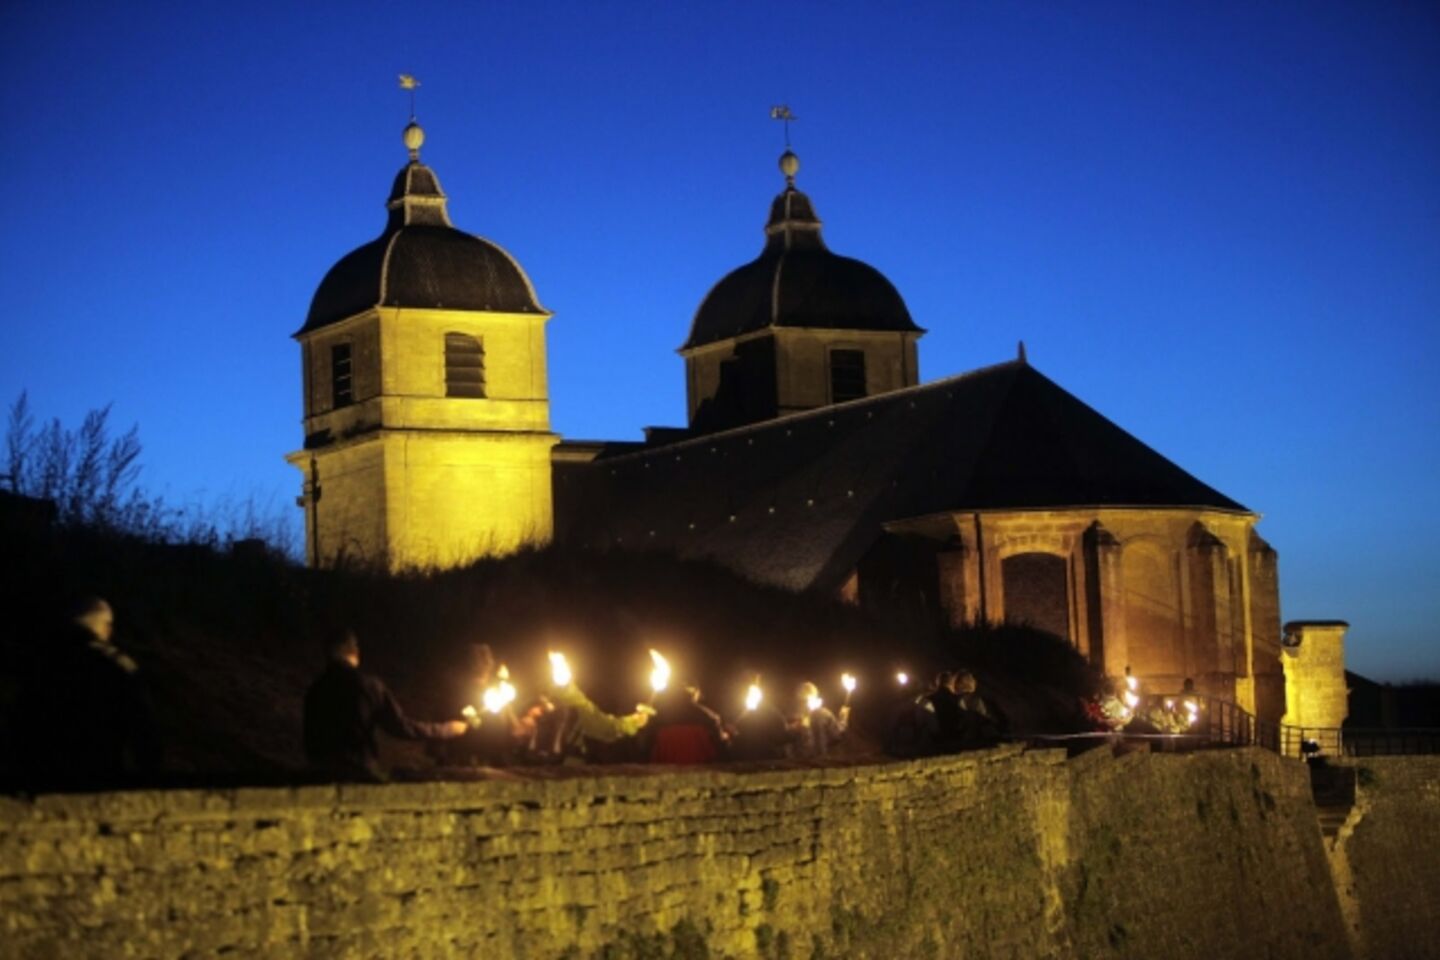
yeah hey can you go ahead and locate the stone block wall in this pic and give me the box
[0,748,1366,959]
[1330,757,1440,960]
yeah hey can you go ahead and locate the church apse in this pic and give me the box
[890,507,1286,723]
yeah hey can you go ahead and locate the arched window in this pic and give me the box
[445,333,485,398]
[829,348,867,403]
[1001,552,1070,642]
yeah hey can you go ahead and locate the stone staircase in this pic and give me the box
[1309,761,1357,840]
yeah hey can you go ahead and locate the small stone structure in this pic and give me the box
[1282,620,1351,755]
[9,747,1428,959]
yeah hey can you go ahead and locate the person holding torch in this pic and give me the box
[303,628,469,782]
[731,674,789,762]
[788,680,849,759]
[545,650,652,762]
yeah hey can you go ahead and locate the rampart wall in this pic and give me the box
[1329,756,1440,960]
[2,747,1425,959]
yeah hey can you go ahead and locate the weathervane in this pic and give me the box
[770,104,797,148]
[399,73,421,120]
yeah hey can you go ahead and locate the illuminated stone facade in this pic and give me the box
[290,130,1341,727]
[1280,620,1351,753]
[886,508,1285,718]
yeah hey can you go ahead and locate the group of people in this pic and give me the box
[2,595,1012,789]
[1084,675,1204,737]
[302,630,865,781]
[883,669,1007,757]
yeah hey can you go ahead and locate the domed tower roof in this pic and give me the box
[300,122,545,334]
[681,150,920,351]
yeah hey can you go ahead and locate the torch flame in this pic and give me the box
[461,704,479,725]
[897,672,909,686]
[806,693,824,713]
[649,649,672,694]
[841,673,857,694]
[482,663,519,714]
[745,682,762,712]
[548,651,572,687]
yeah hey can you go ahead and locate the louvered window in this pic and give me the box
[445,333,486,398]
[331,343,353,408]
[829,349,867,403]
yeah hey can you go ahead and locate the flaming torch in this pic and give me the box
[548,651,573,688]
[1122,672,1140,712]
[648,649,671,700]
[461,704,480,728]
[806,691,824,713]
[897,672,909,687]
[841,672,857,706]
[482,665,518,714]
[745,681,763,712]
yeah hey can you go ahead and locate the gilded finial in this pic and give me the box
[771,105,799,187]
[779,149,800,187]
[398,74,423,161]
[403,121,425,161]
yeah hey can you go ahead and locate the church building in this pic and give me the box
[289,119,1347,731]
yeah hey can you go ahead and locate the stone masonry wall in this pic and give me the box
[0,748,1365,959]
[1330,757,1440,960]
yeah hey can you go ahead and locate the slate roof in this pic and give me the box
[680,184,921,350]
[300,161,544,334]
[553,360,1248,592]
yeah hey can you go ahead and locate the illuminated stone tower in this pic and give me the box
[680,149,924,432]
[287,121,556,570]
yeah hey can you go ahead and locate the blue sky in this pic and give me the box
[1,1,1436,680]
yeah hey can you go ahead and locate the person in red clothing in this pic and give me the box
[643,682,727,765]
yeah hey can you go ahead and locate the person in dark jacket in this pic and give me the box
[952,669,1004,748]
[925,671,963,748]
[303,628,467,781]
[643,683,727,765]
[17,596,160,790]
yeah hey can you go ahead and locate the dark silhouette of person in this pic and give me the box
[731,678,790,762]
[953,669,1004,747]
[926,671,963,748]
[788,682,849,758]
[884,683,940,758]
[17,596,160,790]
[643,683,727,765]
[303,628,467,782]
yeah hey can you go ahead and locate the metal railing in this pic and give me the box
[1021,696,1440,759]
[1280,726,1440,758]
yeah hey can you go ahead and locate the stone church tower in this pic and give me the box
[680,150,924,432]
[287,122,556,570]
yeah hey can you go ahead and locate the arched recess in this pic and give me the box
[1120,539,1184,677]
[1001,551,1070,642]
